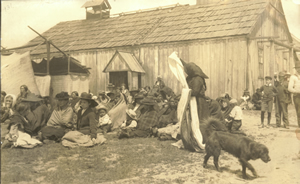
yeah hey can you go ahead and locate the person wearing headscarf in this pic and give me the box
[2,102,42,149]
[16,85,31,105]
[39,92,75,142]
[155,76,166,89]
[1,91,7,107]
[1,94,17,123]
[181,59,210,122]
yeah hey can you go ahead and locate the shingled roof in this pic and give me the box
[26,0,268,55]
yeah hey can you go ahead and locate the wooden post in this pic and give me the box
[270,40,275,77]
[68,55,70,74]
[46,40,50,75]
[290,48,294,68]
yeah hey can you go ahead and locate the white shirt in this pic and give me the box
[229,106,243,120]
[120,120,137,128]
[288,74,300,94]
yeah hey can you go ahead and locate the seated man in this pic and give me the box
[39,92,74,142]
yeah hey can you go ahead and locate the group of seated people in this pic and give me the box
[0,77,181,148]
[2,74,258,148]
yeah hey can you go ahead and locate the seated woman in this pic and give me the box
[61,92,106,148]
[97,105,112,134]
[1,94,17,124]
[95,91,110,107]
[117,109,138,139]
[124,96,159,138]
[220,98,234,122]
[21,93,51,136]
[39,92,74,142]
[1,103,42,149]
[16,85,31,105]
[157,96,178,128]
[128,93,145,119]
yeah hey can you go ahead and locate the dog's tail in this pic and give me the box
[201,117,228,144]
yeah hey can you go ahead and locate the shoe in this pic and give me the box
[259,124,264,128]
[283,125,290,129]
[265,125,269,128]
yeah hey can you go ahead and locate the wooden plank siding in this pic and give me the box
[67,37,248,100]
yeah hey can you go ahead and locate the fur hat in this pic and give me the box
[126,109,137,120]
[80,92,98,107]
[55,92,70,100]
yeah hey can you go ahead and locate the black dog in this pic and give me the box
[200,117,228,144]
[203,131,271,179]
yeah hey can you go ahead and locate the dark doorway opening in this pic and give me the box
[109,71,128,89]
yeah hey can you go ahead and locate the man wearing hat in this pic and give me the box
[251,88,262,110]
[39,92,75,142]
[275,72,290,128]
[288,63,300,128]
[259,76,278,128]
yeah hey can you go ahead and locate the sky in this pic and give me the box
[1,0,300,49]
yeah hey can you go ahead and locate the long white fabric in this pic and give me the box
[168,52,205,151]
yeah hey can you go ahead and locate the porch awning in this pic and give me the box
[103,51,145,73]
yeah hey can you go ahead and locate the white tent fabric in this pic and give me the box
[1,52,40,96]
[35,75,51,97]
[168,51,205,151]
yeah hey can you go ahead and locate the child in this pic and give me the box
[240,89,252,110]
[118,109,137,139]
[260,76,278,128]
[97,105,112,134]
[225,99,243,132]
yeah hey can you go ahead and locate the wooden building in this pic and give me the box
[14,0,300,99]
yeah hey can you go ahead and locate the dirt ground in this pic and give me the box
[1,105,300,184]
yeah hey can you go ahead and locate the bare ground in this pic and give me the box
[1,105,300,184]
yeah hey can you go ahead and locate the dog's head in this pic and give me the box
[251,142,271,163]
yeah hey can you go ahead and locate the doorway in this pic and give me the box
[109,71,128,89]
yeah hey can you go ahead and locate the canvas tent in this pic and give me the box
[31,56,90,98]
[1,52,40,96]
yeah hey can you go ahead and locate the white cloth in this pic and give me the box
[35,75,51,97]
[13,131,42,148]
[168,52,205,151]
[120,120,137,128]
[229,106,243,120]
[288,74,300,94]
[98,114,112,126]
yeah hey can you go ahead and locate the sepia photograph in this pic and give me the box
[1,0,300,183]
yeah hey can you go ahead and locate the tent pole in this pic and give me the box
[68,55,70,74]
[46,41,50,75]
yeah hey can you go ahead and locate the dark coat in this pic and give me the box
[183,61,210,122]
[260,85,278,102]
[77,107,97,139]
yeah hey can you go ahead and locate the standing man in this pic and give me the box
[260,76,278,128]
[275,72,290,129]
[288,64,300,128]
